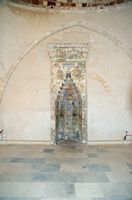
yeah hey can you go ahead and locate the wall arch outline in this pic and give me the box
[0,21,132,103]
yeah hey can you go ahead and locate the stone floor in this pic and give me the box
[0,143,132,200]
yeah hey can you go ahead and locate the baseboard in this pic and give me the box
[87,140,132,145]
[0,140,53,145]
[0,139,132,145]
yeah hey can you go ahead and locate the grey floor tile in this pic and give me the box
[0,182,30,197]
[127,163,132,169]
[0,171,33,182]
[41,164,60,172]
[42,198,93,200]
[94,172,110,183]
[0,198,40,200]
[76,171,109,183]
[105,170,132,183]
[31,163,45,170]
[0,158,12,163]
[96,149,109,153]
[32,164,60,173]
[60,163,89,173]
[10,157,45,164]
[87,153,98,158]
[75,183,104,198]
[43,183,75,198]
[26,182,46,198]
[88,164,112,172]
[75,172,96,183]
[93,198,132,200]
[43,149,54,153]
[99,183,130,198]
[92,197,132,200]
[0,144,132,199]
[54,172,76,182]
[46,157,89,165]
[120,183,132,198]
[31,172,56,182]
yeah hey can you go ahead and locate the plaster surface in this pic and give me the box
[0,2,132,143]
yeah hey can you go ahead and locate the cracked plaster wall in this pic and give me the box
[0,3,132,143]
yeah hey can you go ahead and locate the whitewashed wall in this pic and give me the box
[0,2,132,143]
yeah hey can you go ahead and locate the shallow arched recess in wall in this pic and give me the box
[0,22,132,142]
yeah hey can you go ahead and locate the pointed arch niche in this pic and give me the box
[48,43,89,143]
[55,73,82,142]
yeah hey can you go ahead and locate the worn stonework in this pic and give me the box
[89,73,110,91]
[48,43,88,143]
[9,0,125,9]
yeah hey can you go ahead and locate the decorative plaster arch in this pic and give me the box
[0,21,132,103]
